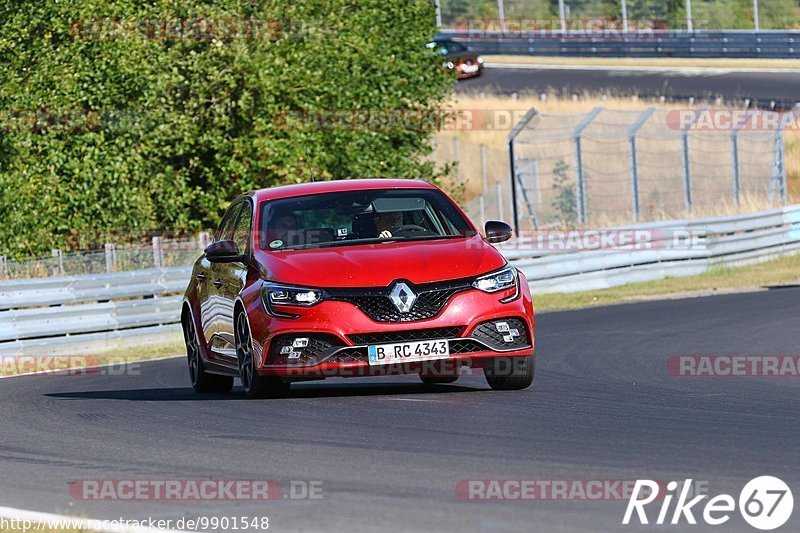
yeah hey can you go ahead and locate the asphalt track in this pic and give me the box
[457,66,800,106]
[1,288,799,532]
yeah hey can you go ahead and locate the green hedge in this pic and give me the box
[0,0,453,257]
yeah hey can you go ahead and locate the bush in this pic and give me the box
[0,0,453,257]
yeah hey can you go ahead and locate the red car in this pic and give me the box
[182,179,534,398]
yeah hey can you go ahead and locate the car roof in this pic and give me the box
[252,178,437,202]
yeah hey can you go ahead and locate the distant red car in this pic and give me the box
[182,179,534,398]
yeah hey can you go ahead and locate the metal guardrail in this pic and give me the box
[508,205,800,293]
[440,29,800,58]
[0,205,798,353]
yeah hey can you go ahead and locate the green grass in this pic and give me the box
[534,253,800,312]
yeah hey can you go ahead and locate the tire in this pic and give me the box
[484,355,535,391]
[184,313,234,394]
[235,312,290,399]
[419,375,459,385]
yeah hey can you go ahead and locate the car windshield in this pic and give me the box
[259,188,472,251]
[426,40,467,56]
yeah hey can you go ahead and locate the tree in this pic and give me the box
[0,0,453,257]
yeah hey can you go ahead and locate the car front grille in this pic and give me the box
[348,326,464,346]
[327,279,472,322]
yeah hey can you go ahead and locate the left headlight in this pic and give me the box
[472,265,518,295]
[262,282,324,312]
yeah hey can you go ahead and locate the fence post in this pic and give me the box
[198,232,211,250]
[104,243,116,273]
[628,108,655,224]
[682,132,693,214]
[531,159,542,208]
[479,194,486,229]
[507,108,539,234]
[0,255,6,277]
[573,107,603,226]
[480,143,488,193]
[731,133,741,207]
[51,249,64,276]
[453,138,461,185]
[152,237,164,268]
[496,181,504,221]
[514,162,540,229]
[770,126,788,206]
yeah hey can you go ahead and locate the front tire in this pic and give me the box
[484,355,535,391]
[184,313,233,393]
[235,312,290,399]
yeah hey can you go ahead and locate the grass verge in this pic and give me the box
[534,253,800,312]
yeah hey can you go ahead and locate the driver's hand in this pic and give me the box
[379,230,393,238]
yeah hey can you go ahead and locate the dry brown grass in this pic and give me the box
[434,92,799,227]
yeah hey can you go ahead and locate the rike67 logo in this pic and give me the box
[624,477,793,530]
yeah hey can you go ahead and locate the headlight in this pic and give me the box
[445,61,455,69]
[262,282,324,317]
[477,56,484,64]
[472,265,518,294]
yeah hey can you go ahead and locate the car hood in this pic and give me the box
[255,235,506,288]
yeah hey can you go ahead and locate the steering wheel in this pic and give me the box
[390,224,428,237]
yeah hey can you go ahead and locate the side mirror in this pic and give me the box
[484,220,513,243]
[205,240,242,262]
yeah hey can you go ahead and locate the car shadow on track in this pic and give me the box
[44,381,490,401]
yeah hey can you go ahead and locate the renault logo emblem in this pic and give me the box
[389,282,417,313]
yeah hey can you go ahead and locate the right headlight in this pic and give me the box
[261,282,324,318]
[472,265,518,293]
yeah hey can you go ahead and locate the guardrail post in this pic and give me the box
[628,108,655,224]
[51,249,63,276]
[480,143,488,193]
[152,237,164,269]
[104,243,116,273]
[572,107,603,226]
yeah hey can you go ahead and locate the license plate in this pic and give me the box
[368,339,450,366]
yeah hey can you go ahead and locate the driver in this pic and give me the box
[374,211,403,238]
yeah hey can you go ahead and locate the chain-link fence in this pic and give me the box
[444,107,792,230]
[0,234,210,280]
[437,0,799,31]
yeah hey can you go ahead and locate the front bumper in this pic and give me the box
[248,282,534,379]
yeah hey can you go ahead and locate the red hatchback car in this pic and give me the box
[182,179,535,398]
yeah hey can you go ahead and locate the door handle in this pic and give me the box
[213,279,224,289]
[196,273,207,282]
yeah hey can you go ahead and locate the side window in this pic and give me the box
[232,201,253,254]
[216,203,242,242]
